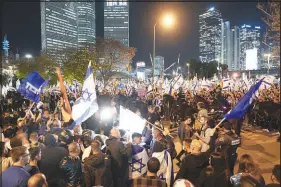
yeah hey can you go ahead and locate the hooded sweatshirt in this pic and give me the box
[175,153,209,185]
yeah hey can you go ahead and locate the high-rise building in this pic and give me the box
[104,0,129,47]
[199,7,222,63]
[230,26,240,70]
[154,56,164,77]
[41,2,95,62]
[221,21,231,68]
[239,24,261,70]
[77,2,96,47]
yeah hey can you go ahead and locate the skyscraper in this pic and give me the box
[221,21,231,68]
[199,7,222,63]
[104,0,129,47]
[41,2,95,62]
[230,26,240,70]
[239,24,261,70]
[76,2,96,47]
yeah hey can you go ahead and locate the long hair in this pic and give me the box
[238,154,258,175]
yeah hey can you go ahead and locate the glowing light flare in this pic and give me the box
[25,54,32,59]
[162,13,175,28]
[100,107,113,121]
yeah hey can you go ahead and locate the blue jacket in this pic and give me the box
[1,166,30,187]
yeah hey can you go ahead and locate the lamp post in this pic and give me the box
[264,53,271,74]
[186,63,190,79]
[25,54,32,62]
[152,13,174,86]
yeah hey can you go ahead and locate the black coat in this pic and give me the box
[60,156,82,186]
[105,137,132,179]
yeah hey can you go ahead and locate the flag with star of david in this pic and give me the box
[72,61,99,126]
[152,150,173,186]
[128,144,148,179]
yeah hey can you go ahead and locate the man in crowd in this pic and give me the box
[175,140,208,185]
[265,165,280,187]
[1,146,31,187]
[28,173,48,187]
[194,116,213,153]
[106,127,132,187]
[83,140,113,187]
[132,157,167,187]
[39,133,68,187]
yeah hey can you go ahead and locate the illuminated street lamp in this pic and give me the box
[152,13,175,84]
[264,53,271,74]
[25,54,33,61]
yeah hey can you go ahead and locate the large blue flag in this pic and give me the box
[71,61,99,126]
[224,78,264,120]
[17,72,49,103]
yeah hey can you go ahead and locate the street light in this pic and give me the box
[264,53,271,74]
[152,13,175,85]
[25,54,32,61]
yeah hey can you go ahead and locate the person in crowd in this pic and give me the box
[197,152,229,187]
[175,139,208,185]
[28,173,48,187]
[106,127,132,187]
[132,132,142,145]
[150,121,176,159]
[1,138,13,174]
[173,179,194,187]
[26,147,41,176]
[132,157,167,187]
[265,165,280,187]
[215,120,240,176]
[1,146,31,187]
[60,142,82,187]
[29,132,46,150]
[194,116,213,153]
[233,154,265,186]
[83,140,113,187]
[39,133,68,187]
[175,138,192,167]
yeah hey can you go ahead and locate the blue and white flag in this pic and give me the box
[224,77,264,120]
[152,150,173,186]
[128,144,149,179]
[17,72,49,103]
[146,85,153,96]
[72,61,99,126]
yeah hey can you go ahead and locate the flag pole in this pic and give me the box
[215,117,225,129]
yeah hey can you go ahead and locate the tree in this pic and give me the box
[12,53,58,84]
[257,1,280,57]
[61,37,136,82]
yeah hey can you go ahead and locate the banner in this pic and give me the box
[17,72,45,103]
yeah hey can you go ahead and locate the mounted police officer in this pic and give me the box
[215,120,240,176]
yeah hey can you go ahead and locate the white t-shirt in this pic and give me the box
[200,127,213,152]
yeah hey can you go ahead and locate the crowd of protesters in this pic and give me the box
[0,82,280,187]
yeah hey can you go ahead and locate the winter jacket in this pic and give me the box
[83,152,113,187]
[60,156,82,186]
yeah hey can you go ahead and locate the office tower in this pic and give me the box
[221,21,231,68]
[199,7,222,63]
[104,0,129,47]
[230,26,240,70]
[77,2,96,47]
[2,34,9,63]
[154,56,164,77]
[41,2,95,62]
[239,24,261,70]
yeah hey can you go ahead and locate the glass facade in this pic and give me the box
[222,21,231,68]
[239,25,261,70]
[41,1,95,62]
[230,26,240,70]
[104,0,129,47]
[199,8,222,63]
[77,2,95,47]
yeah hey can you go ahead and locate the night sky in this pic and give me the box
[2,1,264,68]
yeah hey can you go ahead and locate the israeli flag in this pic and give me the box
[146,85,153,96]
[72,61,99,125]
[224,78,264,120]
[128,144,149,179]
[152,150,173,186]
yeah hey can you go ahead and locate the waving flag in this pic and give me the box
[152,150,173,186]
[146,85,153,96]
[224,78,264,120]
[17,72,49,103]
[128,144,149,179]
[72,61,99,126]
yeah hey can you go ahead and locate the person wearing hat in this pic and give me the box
[149,121,176,159]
